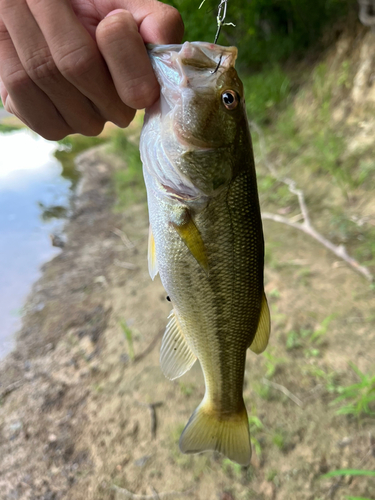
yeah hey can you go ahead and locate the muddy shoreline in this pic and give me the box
[0,146,157,499]
[0,125,374,499]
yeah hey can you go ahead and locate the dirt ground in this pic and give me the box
[1,23,375,500]
[0,138,374,500]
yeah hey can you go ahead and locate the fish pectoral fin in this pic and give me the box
[171,214,209,274]
[179,399,251,466]
[160,310,197,380]
[148,225,159,280]
[249,292,271,354]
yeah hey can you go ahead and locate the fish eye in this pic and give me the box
[221,90,239,110]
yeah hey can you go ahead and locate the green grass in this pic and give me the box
[322,469,375,478]
[249,412,264,457]
[119,320,135,361]
[332,363,375,418]
[254,59,375,279]
[261,350,286,379]
[285,315,334,358]
[322,469,375,500]
[110,130,146,209]
[243,66,290,125]
[303,366,339,394]
[271,430,286,451]
[222,458,242,478]
[346,497,374,500]
[0,123,22,133]
[258,59,374,198]
[54,135,107,188]
[178,382,195,397]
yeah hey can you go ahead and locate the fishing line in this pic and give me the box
[199,0,235,44]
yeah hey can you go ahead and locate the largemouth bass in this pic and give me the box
[140,42,270,466]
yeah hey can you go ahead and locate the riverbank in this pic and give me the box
[0,145,171,499]
[1,142,374,500]
[1,26,374,498]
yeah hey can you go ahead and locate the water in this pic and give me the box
[0,129,73,359]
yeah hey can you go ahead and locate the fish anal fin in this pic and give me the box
[179,398,251,466]
[160,310,197,380]
[249,292,271,354]
[171,214,209,274]
[148,225,158,280]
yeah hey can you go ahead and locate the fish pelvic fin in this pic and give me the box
[249,292,271,354]
[160,310,197,380]
[171,214,209,275]
[179,398,251,466]
[148,225,159,280]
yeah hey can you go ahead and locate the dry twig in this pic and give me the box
[112,228,135,249]
[250,121,374,282]
[150,486,160,500]
[262,378,303,407]
[114,259,137,270]
[133,332,163,364]
[112,485,193,499]
[136,401,163,439]
[0,379,24,398]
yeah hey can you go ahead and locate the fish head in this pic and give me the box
[145,42,251,198]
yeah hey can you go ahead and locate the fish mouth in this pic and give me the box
[147,41,237,101]
[148,42,238,151]
[147,42,237,69]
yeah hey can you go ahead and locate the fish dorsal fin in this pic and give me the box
[160,310,197,380]
[148,225,159,280]
[249,293,271,354]
[171,214,209,274]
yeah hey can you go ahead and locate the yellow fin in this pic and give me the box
[171,215,209,274]
[250,293,271,354]
[148,225,158,280]
[179,398,251,466]
[160,310,197,380]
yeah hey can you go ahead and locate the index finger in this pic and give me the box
[95,1,184,109]
[94,0,184,44]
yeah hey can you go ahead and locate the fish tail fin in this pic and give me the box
[179,398,251,466]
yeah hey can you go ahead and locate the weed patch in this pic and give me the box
[110,130,145,209]
[332,363,375,419]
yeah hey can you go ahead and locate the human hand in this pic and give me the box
[0,0,183,140]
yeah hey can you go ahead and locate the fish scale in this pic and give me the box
[140,41,270,465]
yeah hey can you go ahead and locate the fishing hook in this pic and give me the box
[211,54,223,74]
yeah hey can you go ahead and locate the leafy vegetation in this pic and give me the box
[0,123,22,133]
[346,497,374,500]
[243,65,291,124]
[249,413,264,457]
[54,135,107,188]
[285,315,334,358]
[261,349,286,379]
[119,319,135,361]
[110,130,146,209]
[167,0,356,68]
[322,469,375,500]
[332,363,375,418]
[323,469,375,478]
